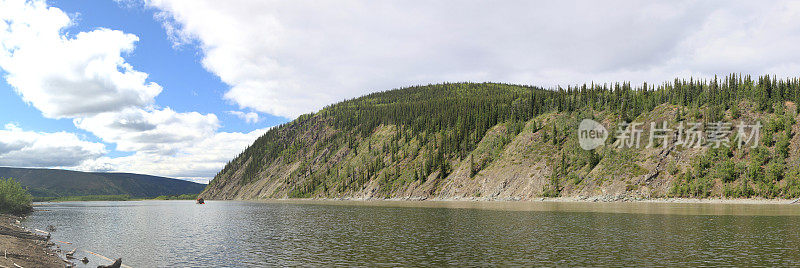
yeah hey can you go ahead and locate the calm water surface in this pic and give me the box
[26,200,800,267]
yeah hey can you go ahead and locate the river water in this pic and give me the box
[26,200,800,267]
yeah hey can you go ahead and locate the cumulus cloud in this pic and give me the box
[0,123,107,167]
[0,0,268,181]
[78,127,268,183]
[227,110,259,124]
[74,108,219,155]
[5,0,800,181]
[0,0,162,118]
[147,0,800,118]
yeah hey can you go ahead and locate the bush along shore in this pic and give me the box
[31,193,200,202]
[0,178,63,267]
[1,178,128,267]
[0,178,32,215]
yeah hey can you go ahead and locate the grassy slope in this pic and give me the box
[202,85,800,200]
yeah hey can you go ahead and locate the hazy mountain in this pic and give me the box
[0,167,206,197]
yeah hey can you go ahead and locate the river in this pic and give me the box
[26,200,800,267]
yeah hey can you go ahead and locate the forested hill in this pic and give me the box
[0,167,206,197]
[203,75,800,200]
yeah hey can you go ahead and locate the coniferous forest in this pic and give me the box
[203,74,800,200]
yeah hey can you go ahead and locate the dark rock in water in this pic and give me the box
[81,257,89,264]
[97,258,121,268]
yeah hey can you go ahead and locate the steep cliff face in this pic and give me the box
[201,81,800,200]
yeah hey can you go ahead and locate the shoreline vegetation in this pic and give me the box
[0,177,195,267]
[25,196,800,205]
[8,175,800,206]
[24,193,800,206]
[0,178,62,267]
[0,178,33,215]
[32,193,200,202]
[245,196,800,205]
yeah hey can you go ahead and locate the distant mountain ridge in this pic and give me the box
[0,167,206,197]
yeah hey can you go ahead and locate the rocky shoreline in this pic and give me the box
[264,195,800,204]
[0,214,64,268]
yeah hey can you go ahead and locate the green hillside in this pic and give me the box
[202,75,800,200]
[0,167,206,198]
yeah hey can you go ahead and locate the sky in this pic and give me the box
[2,0,800,183]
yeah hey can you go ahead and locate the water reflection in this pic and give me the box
[25,201,800,267]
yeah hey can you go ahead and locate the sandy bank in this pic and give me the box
[0,214,64,268]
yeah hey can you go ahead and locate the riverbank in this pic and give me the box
[450,196,800,204]
[240,196,800,216]
[33,193,199,202]
[0,214,64,268]
[251,195,800,205]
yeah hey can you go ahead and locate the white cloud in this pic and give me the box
[5,0,800,182]
[74,107,220,155]
[674,1,800,76]
[147,0,800,118]
[78,127,268,183]
[0,0,162,118]
[227,110,259,124]
[0,0,270,181]
[0,123,107,167]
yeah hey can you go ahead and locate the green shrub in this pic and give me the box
[776,134,790,159]
[783,176,800,198]
[668,162,680,175]
[747,160,764,183]
[542,176,561,197]
[760,129,774,147]
[723,184,737,198]
[756,181,780,198]
[766,117,782,133]
[716,160,737,183]
[152,194,199,200]
[625,183,639,192]
[0,178,33,215]
[751,146,771,166]
[669,172,713,198]
[766,161,785,182]
[692,155,712,178]
[723,179,755,198]
[568,173,583,185]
